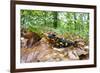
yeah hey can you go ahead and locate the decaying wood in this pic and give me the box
[21,33,89,63]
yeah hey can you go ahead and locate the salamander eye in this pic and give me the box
[52,34,56,37]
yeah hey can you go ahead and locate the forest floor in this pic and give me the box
[21,32,89,63]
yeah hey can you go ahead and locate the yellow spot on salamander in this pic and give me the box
[60,42,63,45]
[65,43,68,46]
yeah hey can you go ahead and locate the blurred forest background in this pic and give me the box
[21,10,89,42]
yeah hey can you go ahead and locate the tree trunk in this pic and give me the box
[53,11,58,29]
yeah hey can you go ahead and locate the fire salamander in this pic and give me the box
[47,33,75,48]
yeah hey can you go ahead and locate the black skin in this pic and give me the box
[47,33,75,48]
[48,33,56,39]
